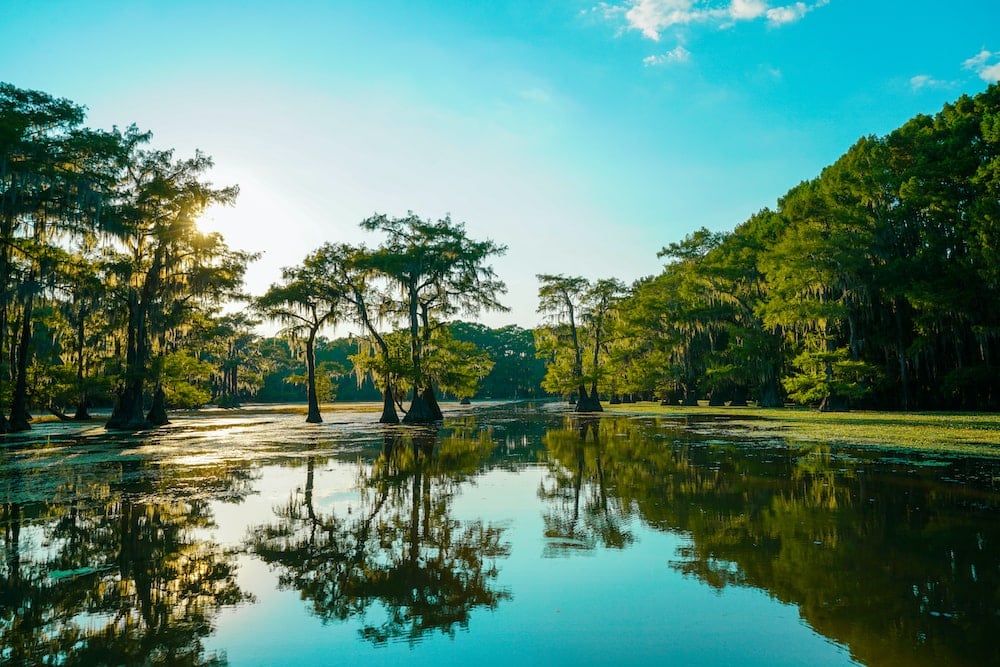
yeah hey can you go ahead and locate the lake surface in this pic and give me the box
[2,402,999,666]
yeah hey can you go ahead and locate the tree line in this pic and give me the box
[539,84,1000,412]
[4,81,999,433]
[1,82,540,431]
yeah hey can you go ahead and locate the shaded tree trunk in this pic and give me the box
[305,330,322,423]
[894,298,912,411]
[403,388,437,424]
[379,380,400,424]
[0,247,9,433]
[422,386,444,420]
[758,370,783,408]
[708,388,728,406]
[72,399,91,420]
[729,385,749,407]
[72,301,91,420]
[819,356,849,412]
[146,385,169,426]
[819,394,850,412]
[8,296,33,432]
[681,383,699,407]
[107,300,150,430]
[107,378,148,430]
[575,386,603,413]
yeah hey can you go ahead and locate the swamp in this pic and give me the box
[3,402,1000,666]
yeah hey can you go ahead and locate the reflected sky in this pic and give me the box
[5,403,999,665]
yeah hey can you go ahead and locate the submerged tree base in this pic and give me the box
[379,390,400,424]
[147,387,170,426]
[403,393,441,424]
[106,386,151,431]
[819,393,850,412]
[575,389,604,413]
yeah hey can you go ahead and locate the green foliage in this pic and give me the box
[349,330,411,397]
[160,351,213,409]
[423,328,493,400]
[535,274,626,407]
[6,79,1000,421]
[360,212,507,419]
[612,83,1000,411]
[782,348,880,406]
[449,322,546,399]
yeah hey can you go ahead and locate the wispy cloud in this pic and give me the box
[765,2,809,26]
[643,45,692,66]
[963,49,1000,82]
[909,74,951,92]
[596,0,829,41]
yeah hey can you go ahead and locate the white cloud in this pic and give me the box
[599,0,828,41]
[730,0,767,20]
[643,45,692,66]
[766,0,828,26]
[622,0,700,41]
[963,49,992,71]
[982,63,1000,82]
[963,49,1000,82]
[765,2,807,25]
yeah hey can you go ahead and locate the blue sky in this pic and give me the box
[3,0,999,328]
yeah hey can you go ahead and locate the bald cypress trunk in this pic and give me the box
[8,297,33,432]
[305,331,322,423]
[403,390,436,424]
[107,298,150,430]
[146,385,169,426]
[422,386,444,420]
[379,381,400,424]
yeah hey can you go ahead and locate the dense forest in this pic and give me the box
[2,81,999,432]
[546,83,1000,412]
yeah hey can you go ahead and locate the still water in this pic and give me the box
[2,403,999,666]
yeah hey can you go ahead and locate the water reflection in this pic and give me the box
[3,407,1000,665]
[246,425,512,645]
[1,460,251,666]
[536,414,1000,666]
[539,416,634,555]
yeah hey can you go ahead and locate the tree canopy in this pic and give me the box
[602,83,1000,411]
[4,79,1000,426]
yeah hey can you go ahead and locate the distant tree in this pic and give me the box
[253,338,302,403]
[449,322,546,399]
[314,337,381,403]
[536,274,591,408]
[423,326,494,402]
[60,252,109,419]
[360,213,507,423]
[535,275,623,411]
[314,242,405,423]
[197,311,262,407]
[580,278,627,406]
[256,248,346,423]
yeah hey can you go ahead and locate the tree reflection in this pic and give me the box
[546,415,1000,666]
[539,416,634,556]
[0,461,252,666]
[246,422,511,645]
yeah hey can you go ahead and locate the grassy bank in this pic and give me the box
[609,402,1000,458]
